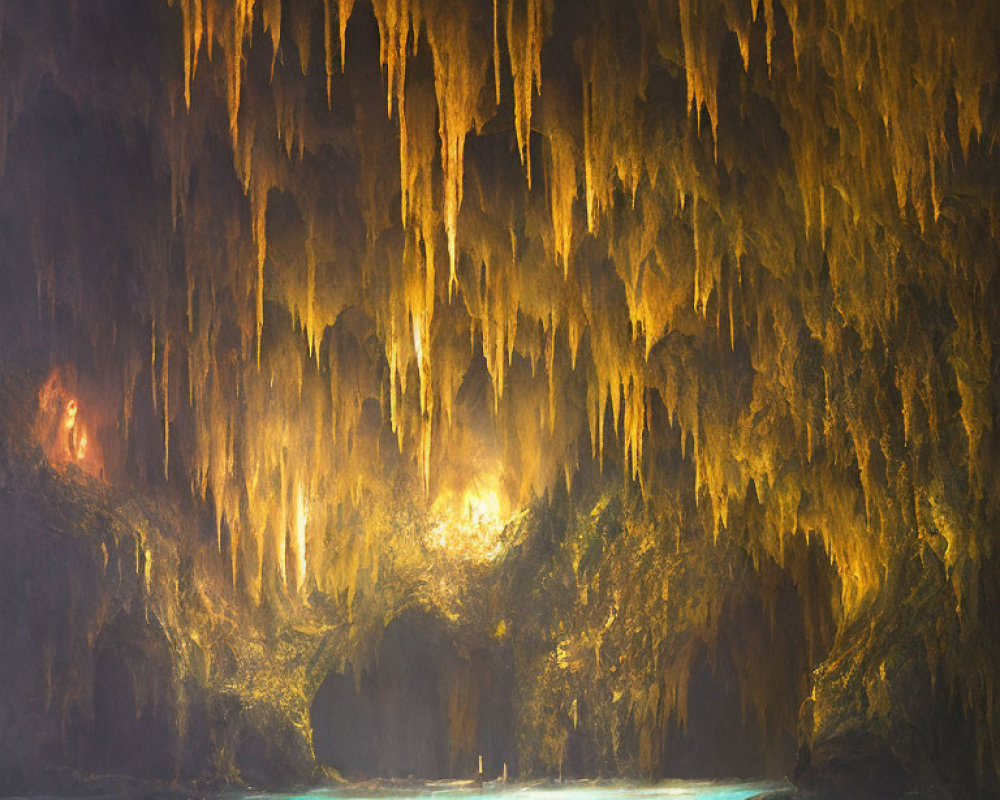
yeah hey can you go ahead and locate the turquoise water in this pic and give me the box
[259,781,788,800]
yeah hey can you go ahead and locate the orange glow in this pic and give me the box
[74,425,89,461]
[35,368,104,479]
[64,399,78,429]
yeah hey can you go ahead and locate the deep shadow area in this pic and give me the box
[311,609,515,779]
[657,647,796,779]
[86,612,179,779]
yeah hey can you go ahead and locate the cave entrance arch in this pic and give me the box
[311,609,514,780]
[87,611,178,779]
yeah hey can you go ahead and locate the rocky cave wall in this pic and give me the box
[0,0,998,797]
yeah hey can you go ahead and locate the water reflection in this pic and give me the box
[261,780,788,800]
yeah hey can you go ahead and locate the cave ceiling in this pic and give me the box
[0,0,997,647]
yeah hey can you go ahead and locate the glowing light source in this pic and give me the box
[35,368,103,479]
[74,426,89,461]
[427,476,519,562]
[64,399,78,429]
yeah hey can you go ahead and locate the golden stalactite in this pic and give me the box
[150,318,158,415]
[547,129,577,278]
[176,0,204,110]
[762,0,775,76]
[371,0,419,121]
[289,1,312,73]
[262,0,281,77]
[251,176,269,367]
[162,334,171,480]
[324,0,334,105]
[678,0,722,158]
[505,0,551,189]
[424,0,488,298]
[226,1,254,149]
[339,0,356,72]
[492,0,501,106]
[305,214,318,361]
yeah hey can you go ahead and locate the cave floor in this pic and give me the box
[246,781,791,800]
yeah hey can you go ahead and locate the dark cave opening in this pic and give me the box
[656,646,797,780]
[311,610,516,780]
[87,612,179,780]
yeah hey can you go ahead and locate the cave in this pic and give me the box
[87,613,179,779]
[0,0,998,798]
[311,609,515,779]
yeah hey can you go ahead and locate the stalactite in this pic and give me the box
[178,0,203,110]
[290,0,311,73]
[149,321,159,426]
[548,130,576,278]
[371,0,417,121]
[162,335,170,480]
[292,480,307,595]
[425,1,487,297]
[324,0,335,106]
[305,216,318,361]
[505,0,550,188]
[252,179,268,367]
[340,0,356,72]
[492,0,501,106]
[262,0,281,77]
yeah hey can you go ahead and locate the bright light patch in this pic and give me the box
[426,477,518,562]
[35,368,103,479]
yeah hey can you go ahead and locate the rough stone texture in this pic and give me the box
[0,376,316,793]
